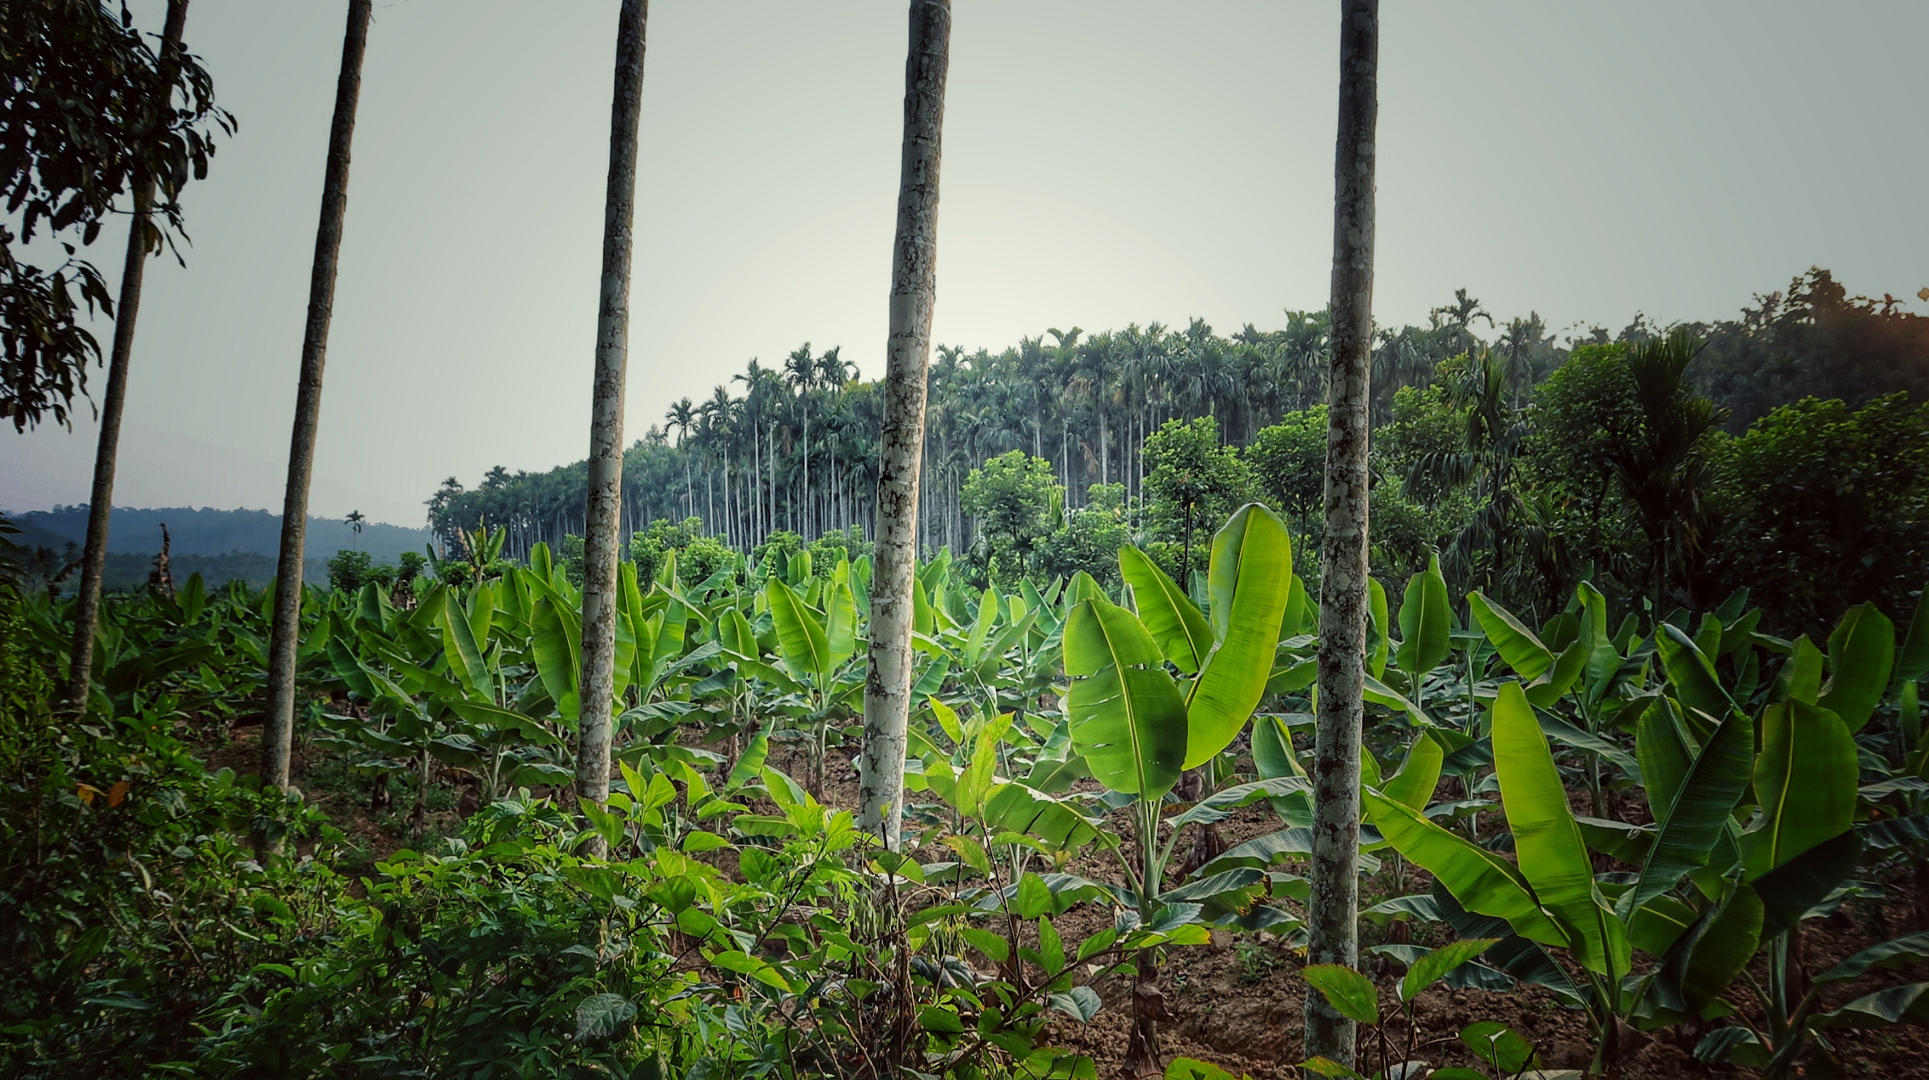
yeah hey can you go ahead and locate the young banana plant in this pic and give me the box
[1058,503,1295,1071]
[1365,623,1880,1076]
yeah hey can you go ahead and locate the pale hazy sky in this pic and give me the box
[4,1,1925,526]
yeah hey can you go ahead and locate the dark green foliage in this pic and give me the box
[1603,330,1727,612]
[0,685,335,1074]
[806,524,868,574]
[962,450,1060,586]
[1693,268,1929,430]
[0,0,233,430]
[325,548,381,592]
[677,532,742,589]
[628,516,733,587]
[1706,393,1929,632]
[1523,343,1643,586]
[1247,406,1327,534]
[190,832,683,1078]
[1142,416,1252,580]
[750,528,804,577]
[416,273,1925,644]
[1034,483,1132,588]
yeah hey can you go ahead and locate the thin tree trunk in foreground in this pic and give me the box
[859,0,951,851]
[577,0,649,859]
[65,0,191,710]
[1304,0,1379,1067]
[261,0,371,800]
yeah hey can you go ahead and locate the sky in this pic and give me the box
[4,0,1925,527]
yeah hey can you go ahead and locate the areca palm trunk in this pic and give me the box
[65,0,191,710]
[1304,0,1379,1066]
[260,0,370,799]
[859,0,951,850]
[577,0,649,857]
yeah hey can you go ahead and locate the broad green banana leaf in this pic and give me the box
[1469,592,1554,679]
[1744,698,1857,878]
[1524,640,1587,707]
[964,586,999,667]
[446,701,564,748]
[1121,545,1211,674]
[1367,576,1390,679]
[824,575,859,670]
[1657,624,1735,722]
[1767,633,1824,705]
[1575,581,1621,703]
[1624,709,1754,917]
[1671,883,1765,1018]
[1899,584,1929,684]
[1636,696,1698,819]
[1185,505,1293,769]
[466,579,495,646]
[1363,788,1567,948]
[438,589,492,703]
[1817,602,1894,732]
[765,578,831,689]
[1491,681,1629,977]
[1063,598,1187,799]
[1252,713,1314,825]
[1382,731,1444,810]
[1397,553,1451,677]
[912,577,935,637]
[720,606,757,658]
[530,594,581,723]
[984,781,1100,850]
[1065,569,1105,608]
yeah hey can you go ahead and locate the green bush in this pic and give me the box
[629,516,740,589]
[0,702,338,1076]
[1033,483,1131,588]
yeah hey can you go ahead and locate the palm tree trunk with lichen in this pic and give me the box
[858,0,951,852]
[260,0,371,814]
[66,0,192,711]
[577,0,650,859]
[1304,0,1379,1068]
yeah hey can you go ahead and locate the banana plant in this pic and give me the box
[1057,504,1295,1072]
[1692,930,1929,1077]
[740,564,862,796]
[1858,585,1929,929]
[1302,938,1581,1080]
[1366,625,1883,1076]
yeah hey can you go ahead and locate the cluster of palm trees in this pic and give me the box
[426,296,1564,567]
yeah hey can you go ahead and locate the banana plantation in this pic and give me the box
[7,0,1929,1079]
[8,503,1929,1078]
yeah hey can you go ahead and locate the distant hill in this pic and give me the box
[7,506,430,561]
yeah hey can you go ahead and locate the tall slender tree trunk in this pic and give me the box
[1103,406,1118,487]
[578,0,649,858]
[1304,0,1378,1067]
[259,0,370,801]
[65,0,192,710]
[859,0,950,850]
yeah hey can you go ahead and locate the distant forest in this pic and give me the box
[7,506,430,591]
[425,268,1928,631]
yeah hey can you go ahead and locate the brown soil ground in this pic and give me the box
[220,721,1929,1080]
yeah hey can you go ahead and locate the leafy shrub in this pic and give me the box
[1033,483,1131,588]
[326,548,381,592]
[631,516,739,588]
[0,702,338,1077]
[1706,392,1929,633]
[808,524,869,574]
